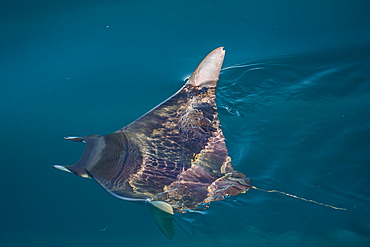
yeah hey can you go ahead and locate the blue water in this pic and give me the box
[1,1,370,246]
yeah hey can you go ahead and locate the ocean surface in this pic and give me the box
[1,1,370,246]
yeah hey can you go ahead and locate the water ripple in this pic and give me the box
[213,48,370,238]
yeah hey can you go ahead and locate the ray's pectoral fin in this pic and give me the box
[148,201,175,240]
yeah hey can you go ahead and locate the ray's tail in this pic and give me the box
[251,186,347,210]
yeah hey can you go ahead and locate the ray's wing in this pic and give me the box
[112,47,232,200]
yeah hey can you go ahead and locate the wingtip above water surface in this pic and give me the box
[187,47,225,87]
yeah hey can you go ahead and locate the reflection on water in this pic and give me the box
[177,46,370,245]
